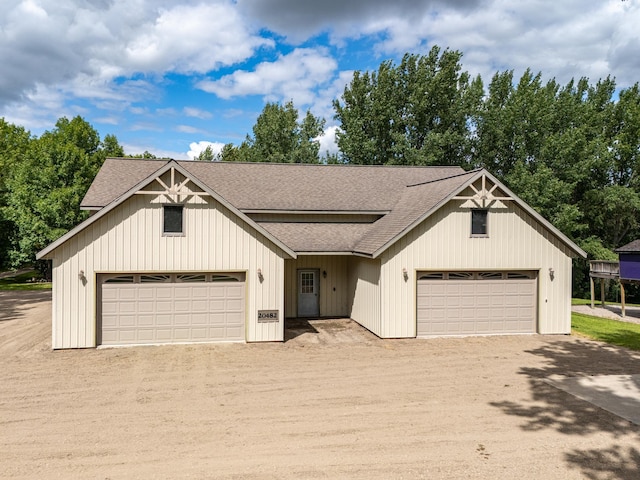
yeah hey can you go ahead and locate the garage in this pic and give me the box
[417,271,537,337]
[99,273,245,346]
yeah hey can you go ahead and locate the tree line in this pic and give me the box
[1,45,639,298]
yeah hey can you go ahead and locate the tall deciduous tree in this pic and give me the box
[0,118,31,268]
[219,101,325,163]
[5,116,122,267]
[333,46,483,166]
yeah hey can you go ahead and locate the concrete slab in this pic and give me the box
[545,374,640,425]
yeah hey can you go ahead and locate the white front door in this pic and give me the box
[297,269,319,317]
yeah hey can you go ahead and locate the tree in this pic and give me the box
[5,116,118,267]
[102,134,125,158]
[194,145,215,161]
[0,118,31,268]
[333,46,483,166]
[220,101,325,163]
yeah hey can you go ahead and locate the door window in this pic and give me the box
[300,271,315,294]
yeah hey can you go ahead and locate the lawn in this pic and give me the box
[572,312,640,351]
[572,297,640,307]
[0,270,51,291]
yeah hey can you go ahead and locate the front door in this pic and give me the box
[297,269,319,317]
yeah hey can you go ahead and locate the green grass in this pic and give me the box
[572,312,640,351]
[572,297,640,307]
[572,298,593,306]
[0,270,51,291]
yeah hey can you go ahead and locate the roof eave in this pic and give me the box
[369,171,480,259]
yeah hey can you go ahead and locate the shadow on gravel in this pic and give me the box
[284,318,319,342]
[491,339,640,479]
[0,290,52,323]
[565,446,640,480]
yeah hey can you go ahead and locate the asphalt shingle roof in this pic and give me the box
[79,158,476,256]
[82,158,464,212]
[616,239,640,253]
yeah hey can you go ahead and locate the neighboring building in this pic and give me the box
[615,239,640,281]
[37,158,586,349]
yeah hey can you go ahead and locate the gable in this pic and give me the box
[366,170,586,259]
[38,161,296,260]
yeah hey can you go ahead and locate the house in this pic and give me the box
[37,158,586,349]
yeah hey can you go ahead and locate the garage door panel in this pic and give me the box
[119,302,137,314]
[137,301,155,313]
[209,299,225,310]
[101,316,117,328]
[417,273,536,337]
[225,299,244,311]
[137,288,155,299]
[155,329,173,341]
[190,328,208,340]
[209,325,226,337]
[190,313,208,325]
[137,315,155,326]
[174,314,191,325]
[137,329,155,341]
[191,286,209,297]
[224,326,244,339]
[118,289,138,300]
[101,279,246,346]
[192,300,208,312]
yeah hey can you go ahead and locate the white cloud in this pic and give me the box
[237,0,640,89]
[197,48,338,106]
[0,0,271,125]
[124,2,273,74]
[315,125,340,157]
[122,142,187,160]
[187,141,226,159]
[183,107,213,119]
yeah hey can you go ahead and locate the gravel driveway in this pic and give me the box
[2,290,640,479]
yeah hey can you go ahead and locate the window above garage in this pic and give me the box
[471,209,488,237]
[163,205,184,236]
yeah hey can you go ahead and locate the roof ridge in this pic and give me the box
[176,159,465,170]
[406,168,481,188]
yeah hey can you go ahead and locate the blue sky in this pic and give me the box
[1,0,639,160]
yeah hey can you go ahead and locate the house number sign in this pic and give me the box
[257,310,279,323]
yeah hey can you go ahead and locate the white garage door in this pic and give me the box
[100,273,245,346]
[417,271,537,337]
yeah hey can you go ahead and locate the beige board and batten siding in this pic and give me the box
[284,255,349,317]
[380,199,575,338]
[347,256,382,336]
[49,174,287,349]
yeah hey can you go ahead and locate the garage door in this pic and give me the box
[417,271,537,337]
[99,273,245,346]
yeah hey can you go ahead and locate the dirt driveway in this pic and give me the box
[2,291,640,479]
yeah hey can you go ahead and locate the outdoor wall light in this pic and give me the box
[549,267,555,280]
[323,270,327,278]
[78,270,85,280]
[402,267,408,281]
[257,268,264,283]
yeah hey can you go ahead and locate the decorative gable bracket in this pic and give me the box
[135,166,210,202]
[452,174,512,208]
